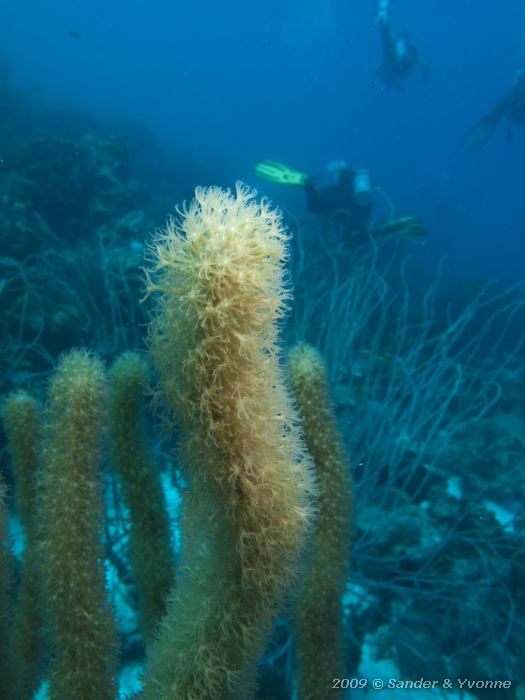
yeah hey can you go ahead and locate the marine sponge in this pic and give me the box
[2,391,43,699]
[143,184,316,699]
[0,474,12,700]
[288,343,353,700]
[38,349,118,700]
[108,351,175,644]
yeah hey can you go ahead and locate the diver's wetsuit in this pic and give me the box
[305,167,371,235]
[381,24,417,75]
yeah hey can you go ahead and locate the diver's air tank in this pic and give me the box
[353,169,372,208]
[395,37,408,62]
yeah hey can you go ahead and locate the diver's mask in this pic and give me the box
[353,169,372,208]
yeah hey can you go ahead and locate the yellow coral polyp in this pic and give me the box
[142,183,316,699]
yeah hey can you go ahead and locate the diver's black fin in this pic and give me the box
[462,117,498,151]
[462,100,508,152]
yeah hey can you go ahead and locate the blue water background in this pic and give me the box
[0,0,523,284]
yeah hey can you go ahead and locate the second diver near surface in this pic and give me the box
[376,0,427,92]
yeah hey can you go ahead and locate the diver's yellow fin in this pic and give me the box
[255,160,308,186]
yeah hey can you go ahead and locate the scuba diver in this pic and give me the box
[254,159,426,241]
[376,0,427,92]
[462,70,525,152]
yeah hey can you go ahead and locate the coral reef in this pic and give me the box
[0,80,524,697]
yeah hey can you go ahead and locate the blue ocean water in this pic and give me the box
[0,1,524,698]
[2,0,524,281]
